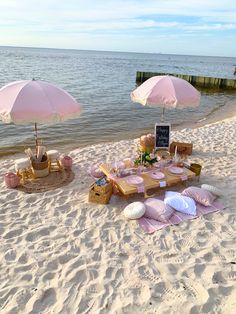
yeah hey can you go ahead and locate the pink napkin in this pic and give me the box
[136,184,145,193]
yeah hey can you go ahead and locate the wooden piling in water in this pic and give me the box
[136,71,236,89]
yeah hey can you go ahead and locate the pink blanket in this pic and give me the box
[138,200,225,234]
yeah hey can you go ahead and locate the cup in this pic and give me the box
[159,160,167,171]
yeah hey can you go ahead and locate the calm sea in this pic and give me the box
[0,46,236,157]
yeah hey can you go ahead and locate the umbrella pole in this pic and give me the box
[34,122,38,155]
[161,107,165,122]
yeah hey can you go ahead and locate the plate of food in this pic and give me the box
[126,175,144,185]
[149,171,165,180]
[168,166,184,174]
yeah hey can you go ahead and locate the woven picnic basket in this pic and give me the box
[31,154,49,178]
[88,181,113,204]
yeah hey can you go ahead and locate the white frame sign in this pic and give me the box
[155,123,171,150]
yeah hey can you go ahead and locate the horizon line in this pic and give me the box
[0,44,235,59]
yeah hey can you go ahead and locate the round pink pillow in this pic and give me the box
[144,198,174,222]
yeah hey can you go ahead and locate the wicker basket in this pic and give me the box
[31,155,49,178]
[88,181,113,204]
[93,181,113,194]
[169,142,193,155]
[190,163,202,176]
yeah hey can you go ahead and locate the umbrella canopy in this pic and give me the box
[0,80,81,124]
[131,75,200,120]
[0,80,81,151]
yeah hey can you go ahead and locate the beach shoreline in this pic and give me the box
[174,98,236,131]
[1,98,235,161]
[55,98,236,158]
[1,46,236,159]
[0,115,236,313]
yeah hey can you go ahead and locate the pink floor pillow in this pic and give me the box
[144,198,174,223]
[182,186,216,206]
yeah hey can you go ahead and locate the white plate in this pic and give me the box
[149,171,165,180]
[169,166,184,174]
[126,175,144,185]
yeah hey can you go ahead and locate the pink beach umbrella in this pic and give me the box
[131,75,200,121]
[0,79,81,149]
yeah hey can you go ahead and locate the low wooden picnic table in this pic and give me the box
[99,163,196,198]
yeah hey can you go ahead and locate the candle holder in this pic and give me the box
[4,172,20,188]
[61,156,73,169]
[172,153,181,165]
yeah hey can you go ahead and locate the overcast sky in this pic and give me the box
[0,0,236,57]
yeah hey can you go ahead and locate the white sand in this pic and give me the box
[0,117,236,314]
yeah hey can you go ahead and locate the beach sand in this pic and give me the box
[0,116,235,314]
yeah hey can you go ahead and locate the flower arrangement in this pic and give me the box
[140,134,155,153]
[134,151,157,166]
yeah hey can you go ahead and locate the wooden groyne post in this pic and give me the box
[136,71,236,89]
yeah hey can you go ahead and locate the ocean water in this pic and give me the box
[0,46,236,157]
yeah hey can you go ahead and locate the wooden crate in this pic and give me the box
[93,180,113,194]
[169,142,193,155]
[88,182,113,204]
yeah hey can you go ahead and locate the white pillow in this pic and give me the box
[201,184,222,197]
[165,191,180,199]
[123,202,146,220]
[164,191,197,216]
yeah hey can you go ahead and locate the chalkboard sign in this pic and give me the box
[155,123,171,150]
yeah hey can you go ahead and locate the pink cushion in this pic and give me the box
[182,186,216,206]
[144,198,174,222]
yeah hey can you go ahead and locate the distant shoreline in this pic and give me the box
[1,45,235,59]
